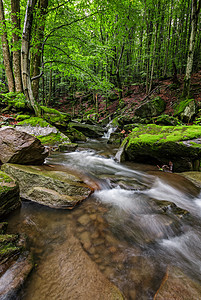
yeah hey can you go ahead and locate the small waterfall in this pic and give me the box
[103,120,118,139]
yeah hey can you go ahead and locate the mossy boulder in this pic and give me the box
[65,127,87,142]
[116,124,201,172]
[1,164,92,209]
[41,106,71,128]
[135,96,166,118]
[69,121,104,138]
[0,171,21,219]
[174,99,196,123]
[16,117,75,148]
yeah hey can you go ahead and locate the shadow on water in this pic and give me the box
[6,139,201,299]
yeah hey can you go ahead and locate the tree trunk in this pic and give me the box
[0,0,15,92]
[21,0,41,116]
[183,0,201,98]
[11,0,23,92]
[32,0,48,100]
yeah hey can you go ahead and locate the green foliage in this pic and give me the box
[1,92,27,108]
[194,109,201,125]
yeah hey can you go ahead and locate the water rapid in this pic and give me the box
[6,139,201,299]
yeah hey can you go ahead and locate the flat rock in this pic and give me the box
[0,171,21,218]
[154,266,201,300]
[0,127,48,165]
[22,229,124,300]
[1,164,91,209]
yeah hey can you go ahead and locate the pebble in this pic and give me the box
[77,214,90,226]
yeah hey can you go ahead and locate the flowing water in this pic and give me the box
[6,138,201,299]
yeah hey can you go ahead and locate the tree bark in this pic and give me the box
[31,0,48,100]
[183,0,201,98]
[21,0,41,116]
[11,0,23,92]
[0,0,15,92]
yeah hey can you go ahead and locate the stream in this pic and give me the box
[5,137,201,299]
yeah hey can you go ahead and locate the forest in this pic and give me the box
[0,0,200,119]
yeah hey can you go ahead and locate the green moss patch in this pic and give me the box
[17,117,51,127]
[128,124,201,147]
[37,132,70,145]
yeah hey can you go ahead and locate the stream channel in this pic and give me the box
[5,136,201,299]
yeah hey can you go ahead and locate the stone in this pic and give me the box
[69,121,105,138]
[1,164,91,209]
[0,171,21,218]
[0,253,33,299]
[154,266,201,300]
[116,124,201,172]
[22,230,124,300]
[174,99,196,123]
[0,127,49,165]
[135,96,166,118]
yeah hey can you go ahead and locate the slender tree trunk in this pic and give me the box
[149,22,158,93]
[11,0,23,92]
[48,66,52,105]
[21,0,41,116]
[183,0,201,98]
[32,0,48,100]
[0,0,15,92]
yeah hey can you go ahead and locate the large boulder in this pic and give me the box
[135,96,166,118]
[0,127,49,165]
[116,124,201,172]
[69,121,105,138]
[16,117,77,149]
[1,164,92,209]
[0,171,21,218]
[40,106,71,128]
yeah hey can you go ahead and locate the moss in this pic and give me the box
[1,92,27,109]
[18,117,51,127]
[0,171,15,194]
[0,234,18,244]
[0,172,13,183]
[174,99,194,116]
[16,114,31,121]
[0,243,19,258]
[151,96,166,112]
[127,124,201,147]
[37,132,70,145]
[41,106,71,124]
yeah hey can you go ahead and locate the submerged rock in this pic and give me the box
[0,127,48,165]
[1,164,92,209]
[116,124,201,172]
[155,266,201,299]
[21,228,124,300]
[0,171,21,218]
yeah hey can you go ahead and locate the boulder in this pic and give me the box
[174,99,196,123]
[16,117,75,148]
[116,124,201,172]
[69,121,104,138]
[154,266,201,300]
[1,164,92,209]
[135,96,166,118]
[0,127,49,165]
[0,171,21,218]
[40,106,71,128]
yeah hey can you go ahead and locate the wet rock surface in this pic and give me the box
[1,164,92,209]
[0,128,48,165]
[154,266,201,300]
[22,227,124,300]
[0,171,21,218]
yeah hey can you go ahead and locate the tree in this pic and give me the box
[183,0,201,98]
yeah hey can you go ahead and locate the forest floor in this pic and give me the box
[54,71,201,122]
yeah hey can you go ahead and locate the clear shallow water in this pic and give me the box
[6,139,201,299]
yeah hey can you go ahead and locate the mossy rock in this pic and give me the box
[15,114,32,121]
[1,92,27,110]
[174,99,196,123]
[41,106,71,127]
[135,96,166,118]
[116,124,201,172]
[16,117,72,147]
[65,127,87,142]
[0,171,21,219]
